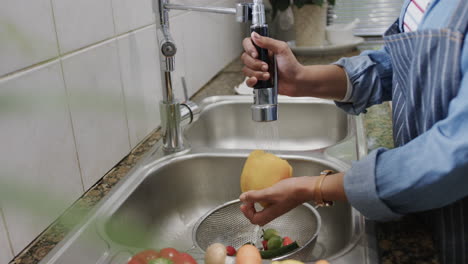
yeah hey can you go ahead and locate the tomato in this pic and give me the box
[282,237,293,246]
[160,248,180,260]
[173,253,197,264]
[130,249,159,264]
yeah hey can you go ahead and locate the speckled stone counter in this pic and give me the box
[11,52,439,264]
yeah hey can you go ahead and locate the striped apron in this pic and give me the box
[383,1,468,263]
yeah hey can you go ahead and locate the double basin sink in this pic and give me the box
[39,96,377,264]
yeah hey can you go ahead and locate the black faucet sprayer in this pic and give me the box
[249,0,278,122]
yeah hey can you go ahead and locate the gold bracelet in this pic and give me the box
[314,170,334,207]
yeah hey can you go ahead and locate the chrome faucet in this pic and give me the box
[152,0,277,152]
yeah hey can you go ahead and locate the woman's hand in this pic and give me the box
[239,177,316,226]
[241,32,304,97]
[239,173,347,226]
[241,32,349,100]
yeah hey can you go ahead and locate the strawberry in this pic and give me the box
[262,240,268,250]
[226,246,236,256]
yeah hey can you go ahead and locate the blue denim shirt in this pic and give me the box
[334,0,468,221]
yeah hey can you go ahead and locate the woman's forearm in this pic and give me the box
[294,65,349,101]
[297,172,348,204]
[321,172,347,202]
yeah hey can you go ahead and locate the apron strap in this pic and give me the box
[447,0,468,33]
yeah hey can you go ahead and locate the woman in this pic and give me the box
[239,1,468,263]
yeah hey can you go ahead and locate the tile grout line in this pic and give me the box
[0,7,203,81]
[49,0,62,56]
[50,0,86,193]
[0,6,198,81]
[0,23,157,81]
[58,60,86,193]
[0,208,15,257]
[110,0,133,150]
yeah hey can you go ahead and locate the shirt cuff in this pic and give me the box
[338,69,353,102]
[331,56,378,115]
[344,148,403,221]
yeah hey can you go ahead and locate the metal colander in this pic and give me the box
[193,199,321,261]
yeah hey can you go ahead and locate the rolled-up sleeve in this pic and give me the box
[333,47,394,115]
[344,41,468,221]
[344,148,403,221]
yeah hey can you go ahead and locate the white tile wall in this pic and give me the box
[117,25,161,148]
[176,12,208,97]
[0,0,245,259]
[0,211,13,264]
[112,0,155,35]
[216,11,234,67]
[170,13,190,100]
[219,0,245,63]
[52,0,115,54]
[199,12,222,88]
[173,1,244,97]
[210,7,229,72]
[0,61,83,254]
[61,40,130,190]
[0,0,59,77]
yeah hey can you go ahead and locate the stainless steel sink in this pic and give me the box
[38,96,377,264]
[103,155,357,261]
[186,96,349,151]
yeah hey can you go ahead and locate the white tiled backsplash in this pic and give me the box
[0,0,243,261]
[0,0,59,77]
[0,211,13,264]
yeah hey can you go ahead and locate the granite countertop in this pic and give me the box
[11,52,438,264]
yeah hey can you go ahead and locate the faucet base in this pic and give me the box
[160,101,187,152]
